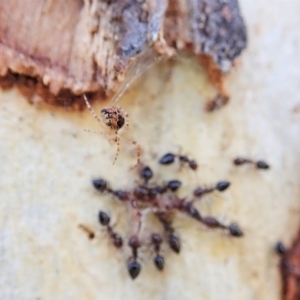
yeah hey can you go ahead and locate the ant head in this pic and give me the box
[188,160,198,170]
[127,261,141,279]
[154,255,164,271]
[92,178,108,192]
[99,211,110,226]
[113,190,130,201]
[113,234,123,248]
[193,187,205,197]
[233,157,246,165]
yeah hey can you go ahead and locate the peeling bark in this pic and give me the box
[281,232,300,300]
[0,0,246,105]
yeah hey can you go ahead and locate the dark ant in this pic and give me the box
[200,217,243,237]
[98,211,123,248]
[275,241,286,255]
[151,233,164,271]
[181,201,242,237]
[193,181,230,198]
[149,180,181,196]
[92,178,130,201]
[233,157,270,170]
[159,153,198,170]
[157,213,181,254]
[128,235,141,279]
[147,180,182,198]
[205,94,229,112]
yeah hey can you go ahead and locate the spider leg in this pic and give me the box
[112,131,120,165]
[83,94,103,125]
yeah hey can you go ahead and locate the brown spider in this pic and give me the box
[83,95,140,165]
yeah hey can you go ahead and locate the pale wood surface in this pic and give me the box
[1,1,300,299]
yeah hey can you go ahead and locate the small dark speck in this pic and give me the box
[18,116,23,121]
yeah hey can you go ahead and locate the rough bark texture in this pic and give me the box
[0,0,246,105]
[281,233,300,300]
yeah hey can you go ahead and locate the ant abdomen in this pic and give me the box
[168,234,181,254]
[140,166,153,182]
[127,260,141,279]
[92,179,108,192]
[159,153,176,165]
[154,255,164,271]
[99,211,110,225]
[275,241,286,255]
[167,180,182,192]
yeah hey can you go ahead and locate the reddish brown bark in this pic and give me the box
[0,0,247,106]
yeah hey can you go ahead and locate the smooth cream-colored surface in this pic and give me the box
[1,1,300,299]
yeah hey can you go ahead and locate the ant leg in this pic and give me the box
[83,94,103,125]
